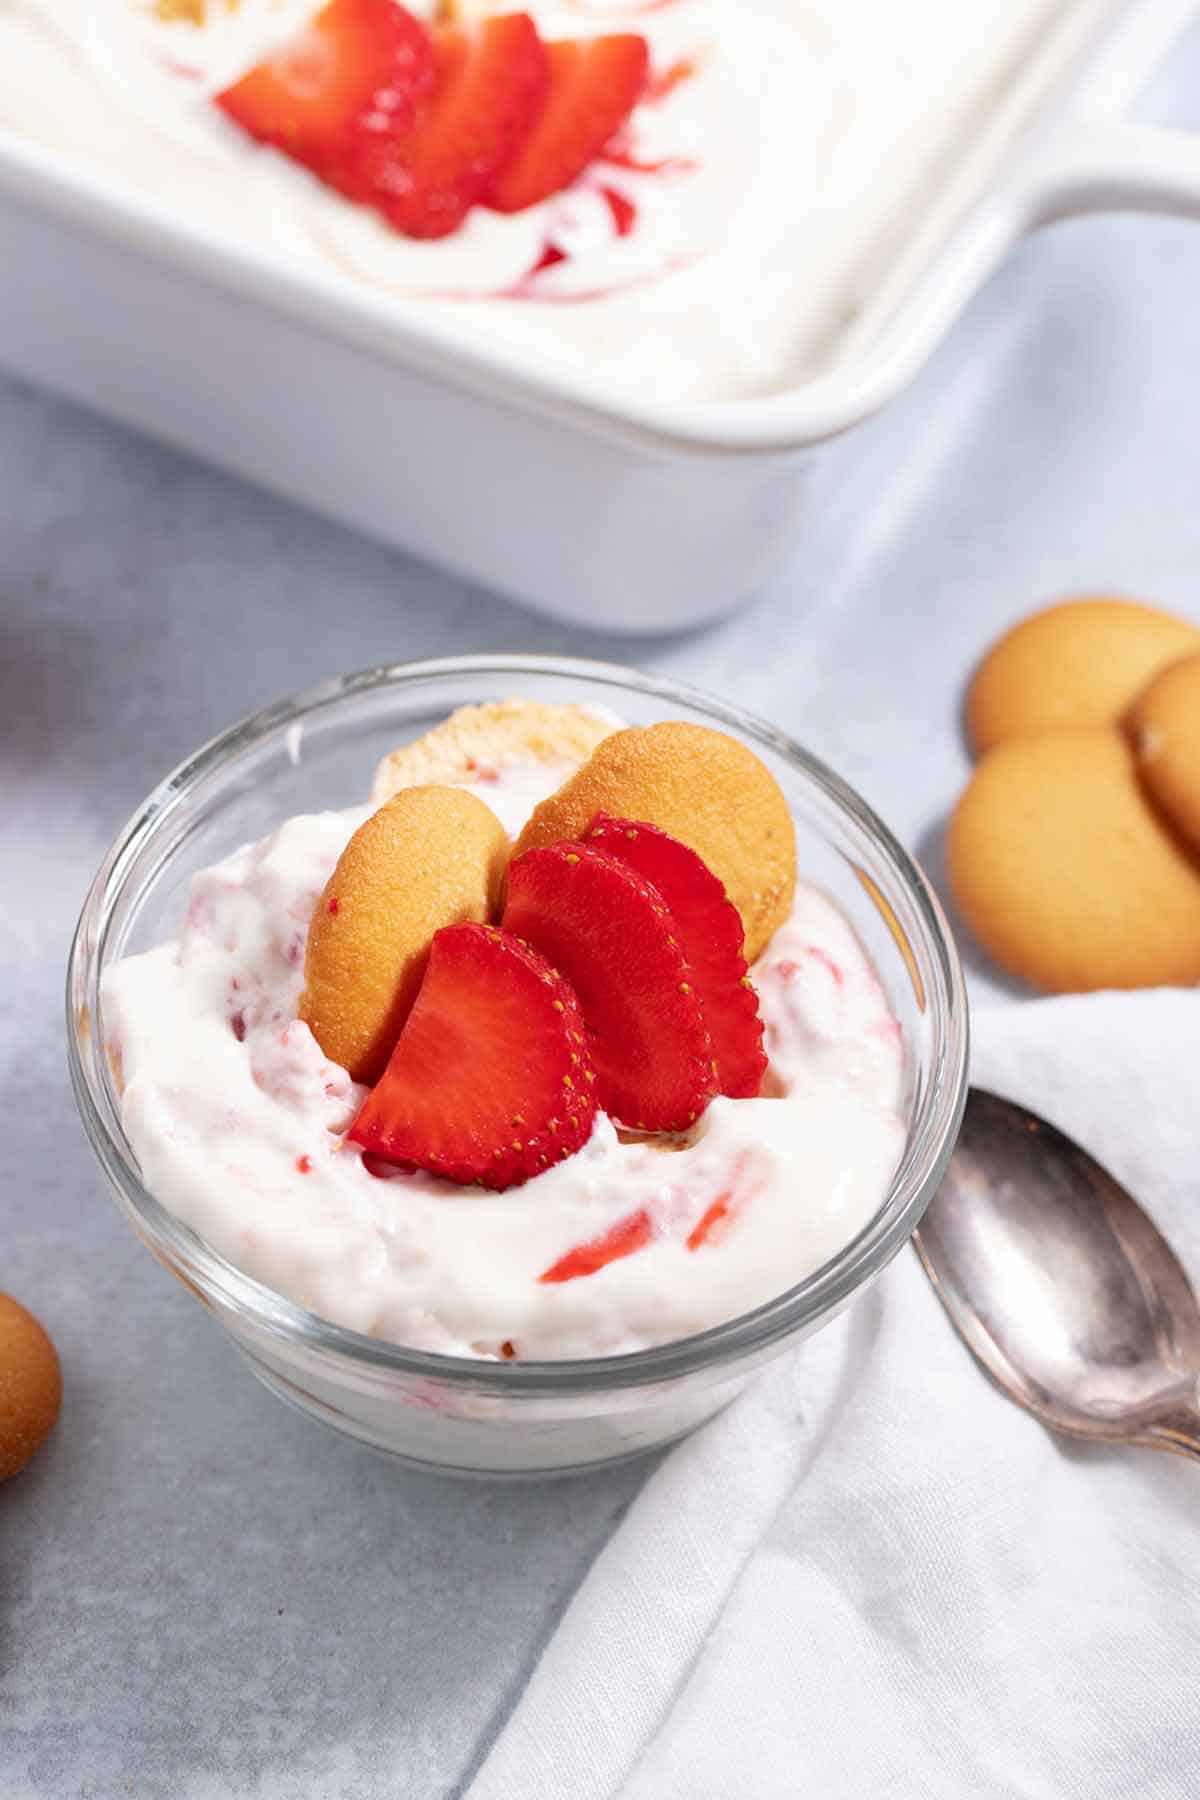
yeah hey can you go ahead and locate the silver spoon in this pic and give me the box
[915,1089,1200,1462]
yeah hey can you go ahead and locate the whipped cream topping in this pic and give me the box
[101,757,906,1360]
[0,0,1065,398]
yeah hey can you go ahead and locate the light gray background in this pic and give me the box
[6,25,1200,1799]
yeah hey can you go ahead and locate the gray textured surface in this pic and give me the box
[6,24,1200,1798]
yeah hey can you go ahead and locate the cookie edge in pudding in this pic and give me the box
[371,700,616,803]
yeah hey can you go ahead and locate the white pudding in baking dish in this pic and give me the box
[0,0,1067,399]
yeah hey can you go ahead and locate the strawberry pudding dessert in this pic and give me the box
[101,702,905,1360]
[0,0,1069,398]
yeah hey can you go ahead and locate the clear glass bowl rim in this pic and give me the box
[68,653,969,1396]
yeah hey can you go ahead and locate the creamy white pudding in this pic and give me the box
[101,749,905,1360]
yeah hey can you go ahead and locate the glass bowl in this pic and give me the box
[68,656,968,1478]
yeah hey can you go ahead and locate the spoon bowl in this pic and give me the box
[915,1089,1200,1461]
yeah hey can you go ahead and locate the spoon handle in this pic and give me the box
[1142,1404,1200,1463]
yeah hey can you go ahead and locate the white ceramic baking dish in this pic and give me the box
[2,0,1200,631]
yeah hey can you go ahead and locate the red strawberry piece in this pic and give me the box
[348,922,596,1190]
[687,1150,768,1250]
[538,1207,652,1283]
[502,842,716,1132]
[370,13,549,239]
[586,818,767,1100]
[686,1192,731,1251]
[215,0,434,193]
[487,33,649,214]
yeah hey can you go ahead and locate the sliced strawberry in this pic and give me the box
[370,13,549,239]
[348,922,596,1190]
[503,843,716,1132]
[487,32,648,214]
[686,1191,732,1251]
[215,0,434,190]
[538,1207,652,1283]
[585,818,767,1099]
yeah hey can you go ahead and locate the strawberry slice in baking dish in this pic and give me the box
[370,12,550,239]
[215,0,434,191]
[216,2,546,233]
[216,2,649,237]
[487,33,650,214]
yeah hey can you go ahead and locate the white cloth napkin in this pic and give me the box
[468,991,1200,1800]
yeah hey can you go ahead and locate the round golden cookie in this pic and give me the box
[967,598,1200,755]
[512,721,796,962]
[1126,652,1200,853]
[371,700,615,804]
[947,727,1200,993]
[0,1294,62,1483]
[301,785,508,1082]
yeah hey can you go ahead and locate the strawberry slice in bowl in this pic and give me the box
[538,1206,653,1284]
[349,922,596,1190]
[215,0,435,194]
[487,32,649,214]
[585,817,767,1099]
[503,841,717,1133]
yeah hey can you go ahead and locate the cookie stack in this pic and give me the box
[949,597,1200,992]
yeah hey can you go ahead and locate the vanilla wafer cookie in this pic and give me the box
[514,720,796,961]
[301,785,508,1082]
[371,700,616,803]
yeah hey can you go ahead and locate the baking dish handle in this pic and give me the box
[1020,115,1200,225]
